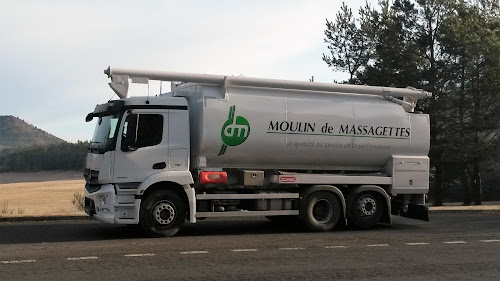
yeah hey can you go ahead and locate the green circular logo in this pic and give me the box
[221,116,250,146]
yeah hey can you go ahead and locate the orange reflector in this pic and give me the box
[199,171,227,184]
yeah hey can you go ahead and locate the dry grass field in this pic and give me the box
[0,171,85,217]
[0,172,498,219]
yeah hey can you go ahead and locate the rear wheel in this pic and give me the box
[347,191,384,229]
[139,190,186,237]
[302,191,341,232]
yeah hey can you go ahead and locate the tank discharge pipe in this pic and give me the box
[104,67,432,102]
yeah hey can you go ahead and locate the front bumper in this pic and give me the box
[85,183,142,224]
[84,184,116,223]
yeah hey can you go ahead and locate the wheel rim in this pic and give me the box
[357,195,376,217]
[152,201,176,225]
[312,199,334,224]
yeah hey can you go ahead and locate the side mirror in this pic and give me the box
[121,113,139,152]
[85,113,94,122]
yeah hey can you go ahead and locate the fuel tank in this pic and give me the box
[175,84,429,171]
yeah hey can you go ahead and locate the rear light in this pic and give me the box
[199,171,227,184]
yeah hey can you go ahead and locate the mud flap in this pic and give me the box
[402,204,429,221]
[391,201,429,222]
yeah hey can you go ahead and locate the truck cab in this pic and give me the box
[84,96,192,227]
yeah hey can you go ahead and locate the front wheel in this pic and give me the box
[139,190,186,237]
[302,191,341,232]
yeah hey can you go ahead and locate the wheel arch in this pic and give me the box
[142,181,186,200]
[136,171,193,195]
[138,181,191,224]
[136,171,195,223]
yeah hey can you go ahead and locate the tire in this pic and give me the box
[302,191,341,232]
[139,190,186,237]
[347,191,384,229]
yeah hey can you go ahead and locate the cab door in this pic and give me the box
[113,110,169,183]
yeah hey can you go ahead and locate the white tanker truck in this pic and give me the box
[84,67,431,237]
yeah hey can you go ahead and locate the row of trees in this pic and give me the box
[0,141,90,172]
[323,0,500,205]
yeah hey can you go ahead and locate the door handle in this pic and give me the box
[153,162,166,169]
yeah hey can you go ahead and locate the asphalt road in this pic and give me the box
[0,213,499,281]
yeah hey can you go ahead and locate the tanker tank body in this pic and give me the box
[174,84,430,173]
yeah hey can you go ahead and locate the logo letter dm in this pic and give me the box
[219,105,250,156]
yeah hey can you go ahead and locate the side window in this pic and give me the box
[122,113,164,151]
[136,114,163,147]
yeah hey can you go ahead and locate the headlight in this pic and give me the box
[96,193,111,207]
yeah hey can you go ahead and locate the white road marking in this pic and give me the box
[325,245,347,249]
[443,241,466,244]
[180,251,209,254]
[0,260,36,264]
[66,256,98,261]
[124,253,155,257]
[480,239,500,243]
[279,247,304,250]
[405,242,430,246]
[367,244,389,247]
[231,249,258,252]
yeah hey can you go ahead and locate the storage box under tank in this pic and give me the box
[240,170,264,186]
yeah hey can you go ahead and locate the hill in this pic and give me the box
[0,116,88,172]
[0,115,65,149]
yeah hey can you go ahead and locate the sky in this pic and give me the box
[0,0,369,142]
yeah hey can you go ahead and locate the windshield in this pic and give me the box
[90,114,121,153]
